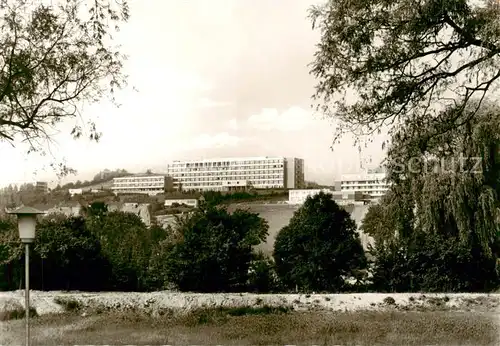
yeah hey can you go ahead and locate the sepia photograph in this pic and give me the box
[0,0,500,344]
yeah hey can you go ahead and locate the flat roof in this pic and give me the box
[169,156,290,163]
[113,174,166,179]
[340,172,387,180]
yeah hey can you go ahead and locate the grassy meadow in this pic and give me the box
[0,305,497,345]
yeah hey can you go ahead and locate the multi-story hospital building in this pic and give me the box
[166,156,305,192]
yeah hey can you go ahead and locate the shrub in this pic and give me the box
[54,297,82,312]
[0,301,38,321]
[383,296,396,305]
[247,251,279,293]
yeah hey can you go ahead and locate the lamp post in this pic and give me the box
[7,206,45,346]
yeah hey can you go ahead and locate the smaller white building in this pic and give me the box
[68,188,83,197]
[288,189,333,205]
[164,199,198,208]
[340,172,389,200]
[288,189,368,206]
[111,174,171,196]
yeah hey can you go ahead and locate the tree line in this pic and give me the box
[1,187,498,293]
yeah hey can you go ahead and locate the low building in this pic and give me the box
[111,174,173,196]
[45,205,82,217]
[288,189,370,205]
[338,171,389,200]
[164,198,198,208]
[68,188,83,197]
[288,189,331,205]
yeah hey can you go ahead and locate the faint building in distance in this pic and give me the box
[164,198,198,208]
[35,181,48,194]
[68,188,83,197]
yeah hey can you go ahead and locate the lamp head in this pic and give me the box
[7,206,45,243]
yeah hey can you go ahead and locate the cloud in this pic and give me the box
[190,132,241,149]
[228,118,238,130]
[247,106,312,132]
[195,97,232,108]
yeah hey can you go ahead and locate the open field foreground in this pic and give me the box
[0,291,499,345]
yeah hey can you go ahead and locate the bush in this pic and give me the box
[54,297,82,312]
[273,192,367,292]
[247,251,279,293]
[0,205,170,292]
[0,307,38,321]
[33,216,111,291]
[0,215,111,292]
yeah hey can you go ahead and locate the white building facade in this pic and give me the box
[289,189,333,205]
[68,188,83,197]
[339,172,389,200]
[164,198,199,208]
[111,175,171,195]
[288,189,368,206]
[166,156,305,192]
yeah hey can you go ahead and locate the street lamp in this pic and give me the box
[7,206,45,346]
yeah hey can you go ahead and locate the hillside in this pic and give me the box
[53,169,131,191]
[68,179,114,191]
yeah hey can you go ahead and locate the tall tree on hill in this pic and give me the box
[162,204,269,292]
[273,192,367,292]
[310,0,500,149]
[0,0,129,176]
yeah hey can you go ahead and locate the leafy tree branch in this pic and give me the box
[310,0,500,147]
[0,0,128,166]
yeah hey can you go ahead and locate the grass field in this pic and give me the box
[1,307,497,345]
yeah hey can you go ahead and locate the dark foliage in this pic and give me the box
[273,192,367,292]
[370,233,499,292]
[0,215,110,291]
[162,205,269,292]
[310,0,500,149]
[247,251,279,293]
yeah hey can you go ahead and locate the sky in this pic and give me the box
[0,0,387,188]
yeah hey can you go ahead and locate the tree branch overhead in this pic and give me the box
[310,0,500,146]
[0,0,128,153]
